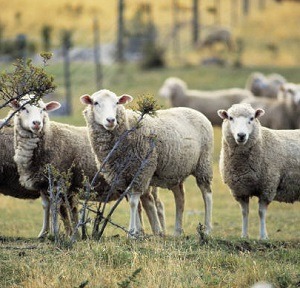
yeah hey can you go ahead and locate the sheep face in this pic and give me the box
[279,83,300,105]
[218,104,264,145]
[80,89,133,131]
[11,95,61,134]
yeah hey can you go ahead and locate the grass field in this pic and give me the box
[1,63,300,287]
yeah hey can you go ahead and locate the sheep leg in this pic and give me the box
[151,187,166,234]
[38,191,50,238]
[137,202,145,235]
[59,204,72,236]
[128,192,141,238]
[171,182,185,236]
[258,200,269,240]
[198,182,213,234]
[141,190,164,236]
[238,197,249,238]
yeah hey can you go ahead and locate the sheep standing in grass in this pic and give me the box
[218,103,300,239]
[81,89,214,237]
[159,77,253,126]
[245,72,286,99]
[12,95,165,236]
[242,82,300,129]
[0,122,50,238]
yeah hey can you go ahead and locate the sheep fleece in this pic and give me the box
[220,120,300,203]
[84,106,214,193]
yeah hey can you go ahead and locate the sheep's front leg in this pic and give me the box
[258,200,269,240]
[128,192,141,238]
[152,187,166,234]
[38,191,50,238]
[238,197,249,238]
[171,182,185,236]
[141,190,163,236]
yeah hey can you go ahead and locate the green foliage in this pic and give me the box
[135,94,161,117]
[0,53,56,107]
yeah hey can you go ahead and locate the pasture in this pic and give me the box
[0,64,300,287]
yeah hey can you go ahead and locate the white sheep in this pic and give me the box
[218,103,300,239]
[12,95,165,237]
[159,77,253,126]
[199,27,234,51]
[242,82,300,129]
[81,89,214,237]
[0,122,50,238]
[245,72,286,99]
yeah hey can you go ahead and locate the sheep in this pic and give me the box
[0,122,50,238]
[218,103,300,240]
[81,89,213,237]
[11,95,165,237]
[242,82,300,129]
[245,72,286,98]
[159,77,253,126]
[199,27,234,51]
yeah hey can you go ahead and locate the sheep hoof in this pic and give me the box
[38,230,48,239]
[174,228,184,237]
[259,235,269,241]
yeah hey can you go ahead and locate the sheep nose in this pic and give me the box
[33,121,41,127]
[106,117,115,124]
[237,133,246,141]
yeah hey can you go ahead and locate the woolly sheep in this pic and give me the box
[159,77,253,126]
[199,27,234,51]
[81,89,213,237]
[0,122,50,238]
[242,82,300,129]
[245,72,286,98]
[12,95,165,237]
[218,103,300,239]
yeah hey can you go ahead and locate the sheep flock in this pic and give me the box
[0,71,299,242]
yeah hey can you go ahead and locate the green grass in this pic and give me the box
[1,64,300,287]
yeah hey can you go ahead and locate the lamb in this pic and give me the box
[242,82,300,129]
[159,77,253,126]
[81,89,213,237]
[218,103,300,239]
[0,122,50,238]
[12,95,165,237]
[245,72,286,98]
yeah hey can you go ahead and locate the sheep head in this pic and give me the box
[11,94,61,134]
[80,89,133,131]
[218,103,264,145]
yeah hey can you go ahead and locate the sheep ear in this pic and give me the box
[217,109,228,119]
[45,101,61,112]
[118,94,133,105]
[80,95,93,105]
[255,108,265,118]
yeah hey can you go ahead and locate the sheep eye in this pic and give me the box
[250,117,254,121]
[229,116,233,121]
[94,101,98,106]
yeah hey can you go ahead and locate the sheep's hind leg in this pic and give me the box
[38,191,50,238]
[258,200,269,240]
[171,182,185,236]
[198,182,213,234]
